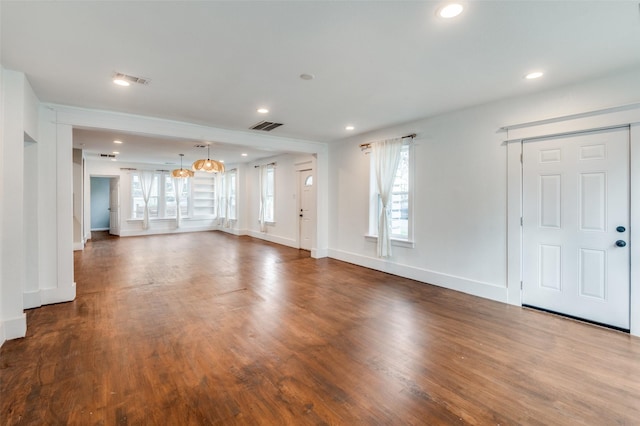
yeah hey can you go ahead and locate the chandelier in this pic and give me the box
[171,154,194,178]
[192,144,225,173]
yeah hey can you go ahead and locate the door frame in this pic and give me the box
[88,174,120,237]
[294,158,316,251]
[504,103,640,336]
[297,168,315,250]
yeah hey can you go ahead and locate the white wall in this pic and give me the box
[244,153,316,249]
[0,65,4,344]
[328,66,640,305]
[1,69,27,343]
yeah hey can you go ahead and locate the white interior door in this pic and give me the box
[298,170,315,251]
[109,177,120,236]
[522,127,630,330]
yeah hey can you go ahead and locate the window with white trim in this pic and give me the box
[369,144,413,241]
[264,165,275,223]
[227,169,237,220]
[130,171,191,219]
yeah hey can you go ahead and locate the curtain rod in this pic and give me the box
[359,133,416,150]
[254,162,277,168]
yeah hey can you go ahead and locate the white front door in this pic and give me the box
[522,127,630,330]
[109,177,120,236]
[298,170,315,251]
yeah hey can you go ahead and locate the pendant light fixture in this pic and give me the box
[192,144,225,173]
[171,154,194,178]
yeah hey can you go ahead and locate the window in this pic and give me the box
[369,144,413,241]
[264,165,275,223]
[227,169,237,220]
[390,146,410,238]
[130,171,192,219]
[131,173,159,219]
[259,164,275,227]
[218,173,226,219]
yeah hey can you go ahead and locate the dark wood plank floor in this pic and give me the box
[2,231,640,425]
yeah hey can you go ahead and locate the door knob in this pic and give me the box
[616,226,626,233]
[616,240,627,247]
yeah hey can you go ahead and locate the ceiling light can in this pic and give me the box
[525,71,544,80]
[437,3,464,18]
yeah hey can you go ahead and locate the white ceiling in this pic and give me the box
[2,1,640,165]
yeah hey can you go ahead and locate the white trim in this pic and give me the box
[247,230,298,249]
[23,290,42,309]
[329,248,508,302]
[506,140,523,305]
[73,241,85,251]
[364,234,415,249]
[40,282,76,305]
[119,225,218,237]
[2,313,27,341]
[501,102,640,132]
[311,248,328,259]
[630,123,640,336]
[503,103,640,142]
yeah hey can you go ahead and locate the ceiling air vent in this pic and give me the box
[194,144,207,148]
[100,153,116,158]
[250,121,283,132]
[113,72,150,85]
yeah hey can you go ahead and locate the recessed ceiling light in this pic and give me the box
[300,73,315,81]
[437,3,464,18]
[345,125,355,131]
[114,140,123,144]
[241,153,248,157]
[525,71,544,80]
[257,108,269,114]
[112,151,120,154]
[113,78,130,87]
[220,160,225,163]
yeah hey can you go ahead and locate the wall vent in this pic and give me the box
[194,144,207,148]
[113,72,151,85]
[100,153,116,158]
[250,121,283,132]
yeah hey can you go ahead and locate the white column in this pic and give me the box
[0,70,27,340]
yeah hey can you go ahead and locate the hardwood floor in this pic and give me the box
[2,231,640,425]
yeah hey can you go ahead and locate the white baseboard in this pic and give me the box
[328,248,508,303]
[73,241,85,251]
[40,282,76,305]
[91,227,109,231]
[1,313,27,343]
[311,248,329,259]
[23,290,42,309]
[247,230,298,249]
[219,227,246,236]
[119,225,217,237]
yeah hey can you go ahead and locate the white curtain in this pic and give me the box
[372,138,403,257]
[139,171,155,230]
[258,165,268,233]
[174,177,185,228]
